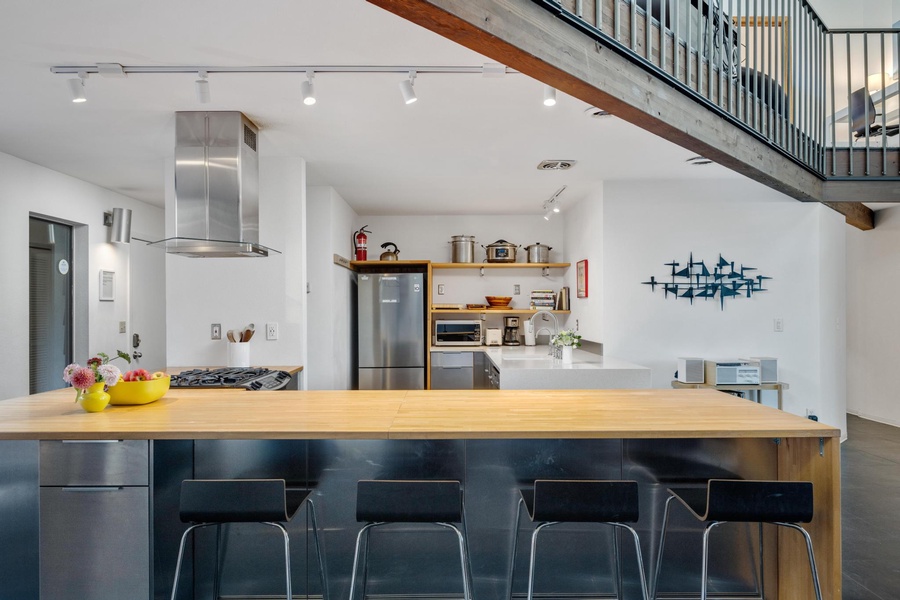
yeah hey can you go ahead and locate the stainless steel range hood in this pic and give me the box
[151,111,277,257]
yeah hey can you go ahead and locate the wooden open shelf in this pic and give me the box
[432,262,569,269]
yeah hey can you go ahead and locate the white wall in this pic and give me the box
[562,187,604,343]
[0,151,165,400]
[846,206,900,426]
[600,178,847,433]
[164,157,307,373]
[307,186,357,390]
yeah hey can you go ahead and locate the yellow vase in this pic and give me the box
[78,382,110,413]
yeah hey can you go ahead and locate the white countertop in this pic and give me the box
[430,345,651,389]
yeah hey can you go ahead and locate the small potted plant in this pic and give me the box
[551,329,582,363]
[62,350,131,412]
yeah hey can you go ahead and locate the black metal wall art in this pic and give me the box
[642,253,770,310]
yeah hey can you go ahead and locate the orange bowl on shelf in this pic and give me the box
[107,376,170,405]
[485,296,512,308]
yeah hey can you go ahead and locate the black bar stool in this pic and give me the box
[349,480,471,600]
[507,480,649,600]
[170,479,327,600]
[651,479,822,600]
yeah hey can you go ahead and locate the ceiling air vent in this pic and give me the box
[537,160,577,171]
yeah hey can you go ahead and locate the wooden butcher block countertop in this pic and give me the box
[0,388,838,441]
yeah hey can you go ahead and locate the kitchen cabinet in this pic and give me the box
[430,351,475,389]
[39,440,150,599]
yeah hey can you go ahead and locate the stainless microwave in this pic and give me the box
[434,320,483,346]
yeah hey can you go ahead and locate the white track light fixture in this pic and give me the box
[542,185,566,220]
[399,70,417,104]
[543,85,557,107]
[68,71,87,103]
[301,70,316,105]
[195,71,210,104]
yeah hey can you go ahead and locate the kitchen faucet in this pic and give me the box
[529,310,559,355]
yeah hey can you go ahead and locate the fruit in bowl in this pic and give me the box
[108,370,170,405]
[485,295,513,308]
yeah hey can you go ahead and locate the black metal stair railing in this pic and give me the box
[533,0,900,180]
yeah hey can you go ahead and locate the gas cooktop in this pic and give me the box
[169,367,292,391]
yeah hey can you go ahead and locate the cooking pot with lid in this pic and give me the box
[482,239,519,263]
[449,235,477,263]
[525,243,553,263]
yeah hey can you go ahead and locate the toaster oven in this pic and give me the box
[434,320,483,346]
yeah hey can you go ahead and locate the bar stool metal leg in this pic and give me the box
[780,522,823,600]
[507,496,525,600]
[213,524,223,600]
[700,521,725,600]
[261,522,292,600]
[436,522,472,600]
[307,497,329,600]
[170,523,213,600]
[650,493,677,599]
[526,521,555,600]
[610,522,650,600]
[348,522,379,600]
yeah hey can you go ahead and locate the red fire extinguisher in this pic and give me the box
[353,226,371,261]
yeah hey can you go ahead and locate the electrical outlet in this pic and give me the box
[211,323,221,340]
[774,318,784,332]
[514,284,521,295]
[119,321,127,334]
[266,322,278,341]
[438,284,445,295]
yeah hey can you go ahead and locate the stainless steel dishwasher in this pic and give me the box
[39,439,150,599]
[430,351,474,389]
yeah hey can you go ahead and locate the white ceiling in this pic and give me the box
[4,0,853,218]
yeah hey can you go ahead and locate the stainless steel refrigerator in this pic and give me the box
[357,272,426,390]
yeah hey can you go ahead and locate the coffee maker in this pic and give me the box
[503,316,521,346]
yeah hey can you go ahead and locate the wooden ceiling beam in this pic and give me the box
[369,0,875,231]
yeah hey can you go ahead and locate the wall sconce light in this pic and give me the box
[104,208,132,244]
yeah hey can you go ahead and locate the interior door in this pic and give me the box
[29,218,72,394]
[128,239,166,371]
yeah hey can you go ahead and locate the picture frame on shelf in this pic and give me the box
[576,260,588,298]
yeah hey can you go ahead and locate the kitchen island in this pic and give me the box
[0,388,839,600]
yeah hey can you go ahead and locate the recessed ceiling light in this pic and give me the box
[537,160,577,171]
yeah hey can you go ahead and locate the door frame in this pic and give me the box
[29,212,88,368]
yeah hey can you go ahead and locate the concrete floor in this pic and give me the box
[841,414,900,599]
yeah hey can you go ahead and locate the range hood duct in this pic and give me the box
[152,111,277,257]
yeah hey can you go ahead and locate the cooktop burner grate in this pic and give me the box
[170,367,292,391]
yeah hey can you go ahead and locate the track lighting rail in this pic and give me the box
[50,64,518,76]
